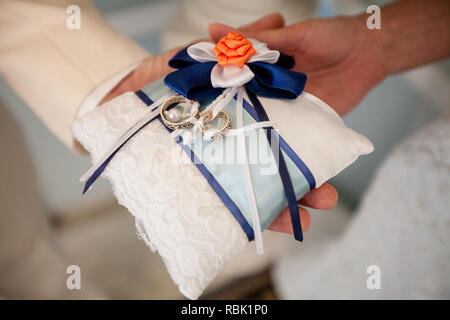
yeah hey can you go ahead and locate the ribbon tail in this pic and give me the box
[236,86,264,255]
[82,151,116,194]
[245,88,303,241]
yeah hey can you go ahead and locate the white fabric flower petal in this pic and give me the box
[248,39,280,64]
[249,38,268,51]
[187,39,278,89]
[187,42,217,62]
[211,64,255,88]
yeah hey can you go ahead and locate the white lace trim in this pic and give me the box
[72,92,248,299]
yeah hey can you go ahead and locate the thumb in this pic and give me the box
[209,22,291,53]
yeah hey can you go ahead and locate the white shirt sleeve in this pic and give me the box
[0,0,150,152]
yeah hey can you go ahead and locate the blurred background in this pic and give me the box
[0,0,448,299]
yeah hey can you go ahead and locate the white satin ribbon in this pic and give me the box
[226,121,273,137]
[208,87,238,118]
[236,86,264,255]
[80,91,176,183]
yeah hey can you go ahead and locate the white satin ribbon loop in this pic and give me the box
[247,39,280,64]
[186,42,216,62]
[211,64,255,88]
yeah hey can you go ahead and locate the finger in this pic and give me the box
[268,206,311,234]
[209,22,292,52]
[188,37,213,45]
[209,22,249,42]
[140,46,181,80]
[239,13,285,31]
[208,13,284,41]
[298,183,338,210]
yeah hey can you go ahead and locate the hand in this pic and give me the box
[210,1,450,233]
[209,13,386,116]
[101,47,182,104]
[102,13,296,104]
[213,13,340,234]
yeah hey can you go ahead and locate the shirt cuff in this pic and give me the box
[77,61,142,118]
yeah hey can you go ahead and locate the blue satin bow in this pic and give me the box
[164,48,307,100]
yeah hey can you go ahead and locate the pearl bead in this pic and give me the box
[165,108,182,123]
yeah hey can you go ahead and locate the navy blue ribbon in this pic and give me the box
[246,89,304,241]
[164,48,306,100]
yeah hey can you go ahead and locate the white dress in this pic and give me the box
[274,117,450,299]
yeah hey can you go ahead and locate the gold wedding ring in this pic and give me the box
[160,95,198,129]
[199,110,231,140]
[161,95,232,139]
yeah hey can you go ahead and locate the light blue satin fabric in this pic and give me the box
[142,79,311,232]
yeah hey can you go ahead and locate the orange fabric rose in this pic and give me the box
[214,32,256,67]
